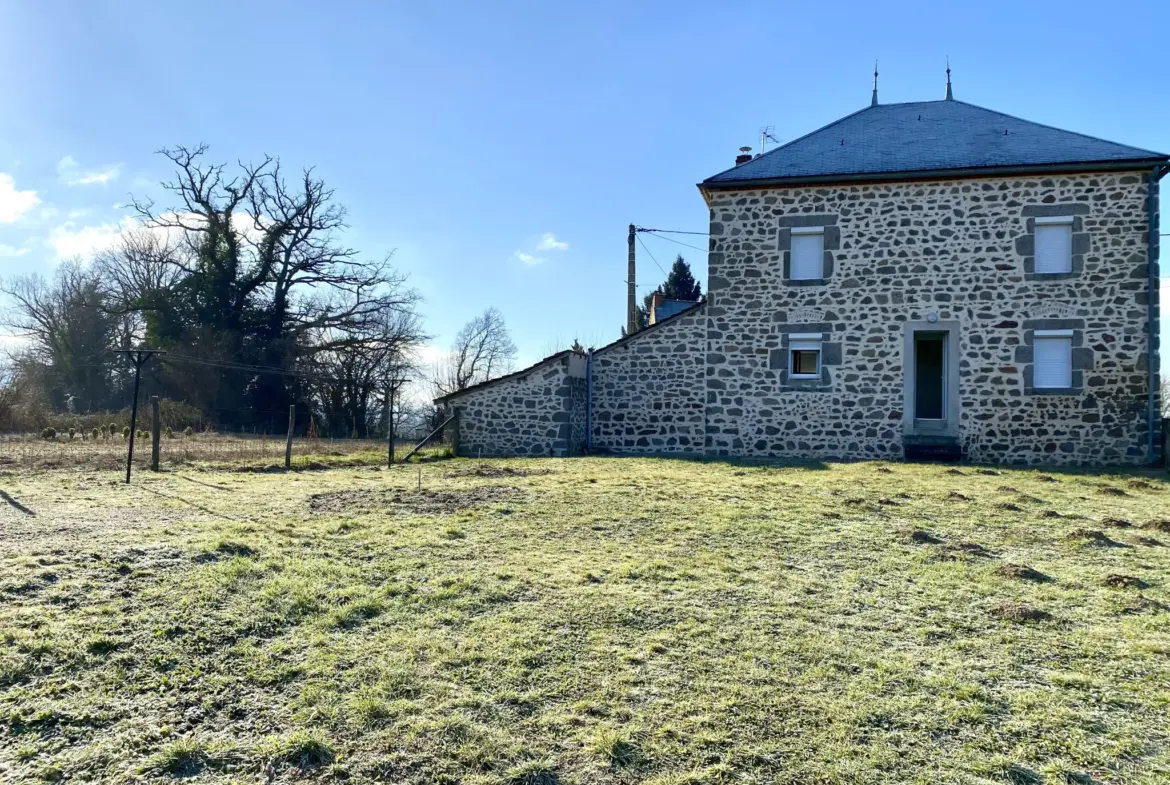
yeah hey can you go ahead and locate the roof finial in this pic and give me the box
[945,57,953,101]
[871,60,879,106]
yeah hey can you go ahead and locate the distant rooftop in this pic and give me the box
[650,298,700,324]
[703,99,1167,188]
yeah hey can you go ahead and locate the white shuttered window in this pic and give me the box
[1034,217,1073,274]
[790,227,824,280]
[788,334,822,378]
[1033,331,1073,389]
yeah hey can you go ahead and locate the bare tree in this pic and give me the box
[433,307,517,397]
[305,306,427,437]
[0,261,119,411]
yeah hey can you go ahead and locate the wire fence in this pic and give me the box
[0,418,454,472]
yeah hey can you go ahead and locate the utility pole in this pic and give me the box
[627,223,637,335]
[115,348,166,484]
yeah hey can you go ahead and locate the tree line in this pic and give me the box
[0,145,707,438]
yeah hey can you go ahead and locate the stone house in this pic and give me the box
[438,85,1167,465]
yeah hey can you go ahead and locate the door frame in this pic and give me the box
[902,320,960,439]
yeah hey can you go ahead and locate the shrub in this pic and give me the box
[41,427,56,440]
[164,426,174,438]
[183,426,193,437]
[121,426,130,439]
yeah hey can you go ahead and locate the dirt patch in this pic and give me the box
[1100,517,1132,528]
[946,491,971,502]
[309,485,522,516]
[1141,519,1170,533]
[1120,596,1166,614]
[934,541,995,561]
[905,529,942,545]
[445,465,552,479]
[997,564,1051,582]
[989,603,1053,623]
[1096,485,1129,497]
[1065,528,1123,547]
[1104,574,1148,589]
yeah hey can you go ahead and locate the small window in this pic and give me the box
[1033,330,1072,389]
[1034,216,1073,274]
[790,227,824,280]
[789,335,822,378]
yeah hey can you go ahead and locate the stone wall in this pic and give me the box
[591,306,707,453]
[705,171,1159,465]
[446,351,587,458]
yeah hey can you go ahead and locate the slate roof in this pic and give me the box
[652,298,701,323]
[703,100,1167,188]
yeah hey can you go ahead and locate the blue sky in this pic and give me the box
[1,0,1167,378]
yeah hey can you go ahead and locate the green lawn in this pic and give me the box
[1,457,1169,784]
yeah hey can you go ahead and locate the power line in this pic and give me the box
[641,232,708,254]
[637,228,709,236]
[162,353,378,386]
[635,234,669,278]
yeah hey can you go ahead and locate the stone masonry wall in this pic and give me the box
[591,306,707,453]
[448,352,587,458]
[705,171,1159,465]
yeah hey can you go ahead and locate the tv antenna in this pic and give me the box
[759,126,781,154]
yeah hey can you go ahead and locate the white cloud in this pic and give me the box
[513,232,568,266]
[0,173,40,223]
[47,217,138,259]
[0,243,31,258]
[536,232,568,252]
[514,251,545,266]
[56,155,124,186]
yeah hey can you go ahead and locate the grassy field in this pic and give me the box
[1,457,1169,784]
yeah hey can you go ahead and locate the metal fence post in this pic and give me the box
[285,405,295,470]
[150,396,160,471]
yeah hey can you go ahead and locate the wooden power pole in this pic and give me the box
[627,223,637,335]
[115,348,166,484]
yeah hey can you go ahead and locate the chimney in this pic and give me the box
[735,146,752,165]
[649,291,664,325]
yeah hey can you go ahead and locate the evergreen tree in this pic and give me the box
[622,255,704,334]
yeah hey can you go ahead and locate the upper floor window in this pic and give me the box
[789,227,824,280]
[1033,216,1074,274]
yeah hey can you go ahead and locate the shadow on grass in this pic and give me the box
[0,489,35,516]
